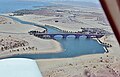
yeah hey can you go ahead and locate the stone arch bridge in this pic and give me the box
[31,33,104,39]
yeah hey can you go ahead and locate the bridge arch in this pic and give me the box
[31,33,104,39]
[67,35,76,38]
[66,34,80,39]
[53,34,67,39]
[54,35,64,39]
[80,35,87,38]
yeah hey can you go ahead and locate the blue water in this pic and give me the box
[0,1,105,59]
[9,36,105,59]
[3,16,105,59]
[0,0,53,13]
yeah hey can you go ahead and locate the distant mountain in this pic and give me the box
[52,1,101,8]
[8,0,101,8]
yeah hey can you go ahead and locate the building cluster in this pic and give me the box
[81,28,111,35]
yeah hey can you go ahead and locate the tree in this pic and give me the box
[32,47,35,50]
[17,49,19,51]
[1,47,4,51]
[4,46,8,50]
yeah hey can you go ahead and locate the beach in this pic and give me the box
[10,7,119,55]
[1,2,120,77]
[11,5,112,33]
[0,16,62,58]
[36,33,120,77]
[11,12,120,77]
[37,54,120,77]
[9,6,120,77]
[13,14,112,32]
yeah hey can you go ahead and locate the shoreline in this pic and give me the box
[0,14,108,59]
[94,38,109,53]
[0,2,120,76]
[1,8,120,77]
[0,15,63,58]
[0,33,63,58]
[103,47,109,53]
[0,35,63,59]
[1,13,119,57]
[10,15,110,54]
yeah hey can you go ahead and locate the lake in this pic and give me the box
[0,0,105,59]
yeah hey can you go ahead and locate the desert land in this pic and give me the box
[0,1,120,77]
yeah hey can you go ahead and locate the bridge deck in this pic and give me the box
[30,33,104,39]
[29,30,105,35]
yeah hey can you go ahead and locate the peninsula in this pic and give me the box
[0,0,120,77]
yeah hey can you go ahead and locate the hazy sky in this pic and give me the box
[16,0,99,4]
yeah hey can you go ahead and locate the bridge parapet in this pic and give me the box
[29,32,104,39]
